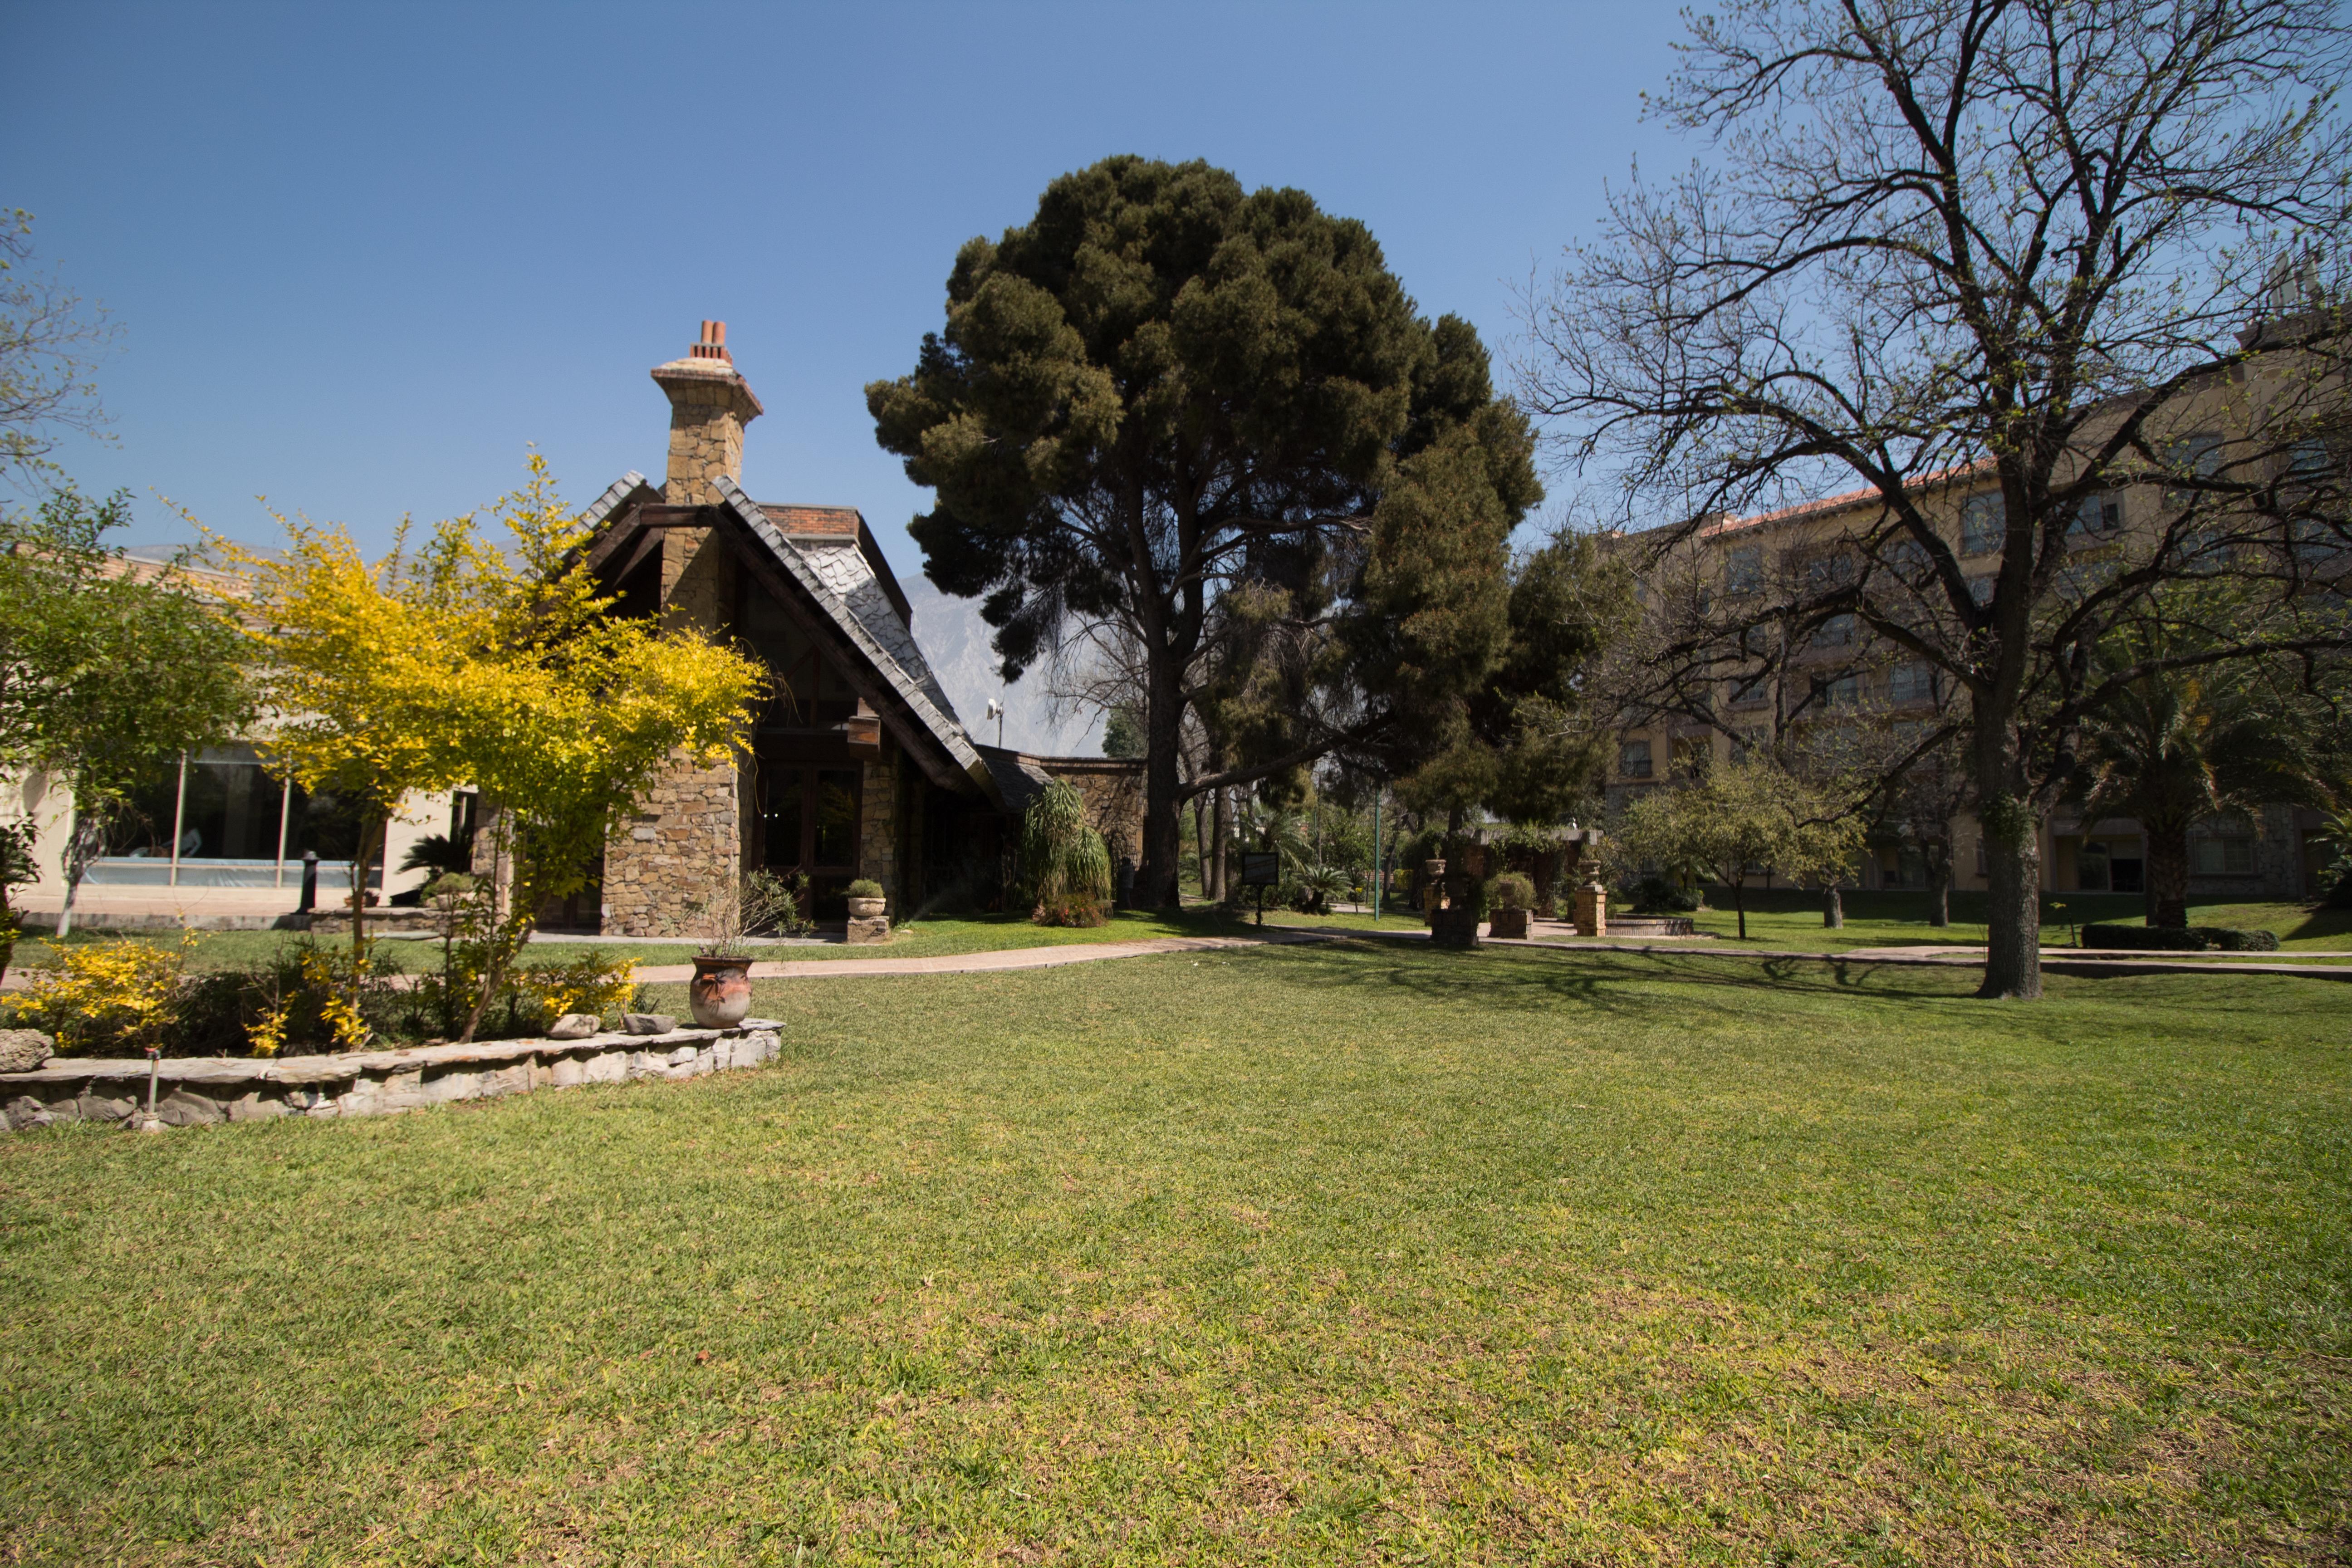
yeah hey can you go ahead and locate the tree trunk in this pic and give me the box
[2145,824,2190,929]
[54,815,105,940]
[350,813,378,970]
[1926,848,1951,928]
[1822,883,1843,928]
[1976,799,2043,999]
[1192,793,1210,898]
[1210,786,1229,902]
[1733,879,1747,941]
[1137,647,1189,908]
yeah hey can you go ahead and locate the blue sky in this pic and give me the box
[5,2,1689,741]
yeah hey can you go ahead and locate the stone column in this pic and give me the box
[858,749,901,908]
[1574,881,1607,938]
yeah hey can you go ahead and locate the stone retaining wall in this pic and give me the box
[0,1021,783,1133]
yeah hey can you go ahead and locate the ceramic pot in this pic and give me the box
[846,896,887,921]
[688,955,754,1029]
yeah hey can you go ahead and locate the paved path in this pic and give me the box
[625,931,1327,984]
[1458,932,2352,981]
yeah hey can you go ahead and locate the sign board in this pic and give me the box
[1240,852,1280,888]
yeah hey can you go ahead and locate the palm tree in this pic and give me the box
[2072,659,2296,930]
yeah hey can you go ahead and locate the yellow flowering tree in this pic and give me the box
[218,457,764,1043]
[403,459,760,1042]
[215,514,456,975]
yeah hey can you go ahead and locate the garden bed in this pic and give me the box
[0,1019,783,1132]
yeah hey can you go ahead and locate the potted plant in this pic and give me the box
[844,878,886,921]
[1485,872,1536,939]
[679,868,797,1029]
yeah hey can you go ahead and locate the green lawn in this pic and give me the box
[4,940,2346,1564]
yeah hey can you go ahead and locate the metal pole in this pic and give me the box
[167,752,190,888]
[274,776,292,888]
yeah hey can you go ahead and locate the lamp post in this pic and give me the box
[984,698,1005,749]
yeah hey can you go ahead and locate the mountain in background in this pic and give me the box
[901,578,1103,756]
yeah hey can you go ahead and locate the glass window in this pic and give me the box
[2191,835,2257,876]
[1730,674,1771,710]
[1967,573,1997,606]
[1960,493,2004,556]
[1805,550,1856,588]
[1618,740,1653,779]
[1670,736,1710,779]
[1888,662,1934,705]
[761,766,806,868]
[1725,546,1762,594]
[1884,537,1931,578]
[1814,675,1859,708]
[1813,613,1856,647]
[2166,433,2224,504]
[2069,492,2124,539]
[813,769,862,868]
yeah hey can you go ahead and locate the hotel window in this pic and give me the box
[1725,545,1763,594]
[1618,739,1653,779]
[1670,736,1711,780]
[1960,493,2004,556]
[1884,537,1931,578]
[1805,549,1857,589]
[2190,820,2257,877]
[1887,662,1934,705]
[1813,613,1856,647]
[1813,674,1859,709]
[2166,432,2224,505]
[1730,674,1771,710]
[2069,492,2125,541]
[1967,573,1996,606]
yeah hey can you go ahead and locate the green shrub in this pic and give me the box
[1022,780,1111,924]
[1624,874,1701,913]
[844,878,884,901]
[2080,923,2280,952]
[1485,872,1537,911]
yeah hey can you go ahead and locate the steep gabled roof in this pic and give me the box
[710,474,997,802]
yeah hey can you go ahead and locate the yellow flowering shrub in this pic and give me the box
[8,935,197,1055]
[514,954,637,1027]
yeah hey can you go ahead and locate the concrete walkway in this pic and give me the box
[1460,931,2352,981]
[624,931,1326,984]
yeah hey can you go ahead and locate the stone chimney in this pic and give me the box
[651,320,763,505]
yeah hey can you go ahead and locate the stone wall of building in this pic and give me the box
[603,751,743,937]
[1037,758,1146,862]
[858,746,902,907]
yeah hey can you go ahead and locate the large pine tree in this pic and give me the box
[868,156,1537,905]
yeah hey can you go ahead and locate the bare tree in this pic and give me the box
[1525,0,2352,997]
[0,211,116,489]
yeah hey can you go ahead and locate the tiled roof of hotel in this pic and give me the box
[1683,458,1997,540]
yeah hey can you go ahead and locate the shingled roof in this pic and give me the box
[710,474,994,797]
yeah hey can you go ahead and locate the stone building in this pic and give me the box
[570,322,1140,933]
